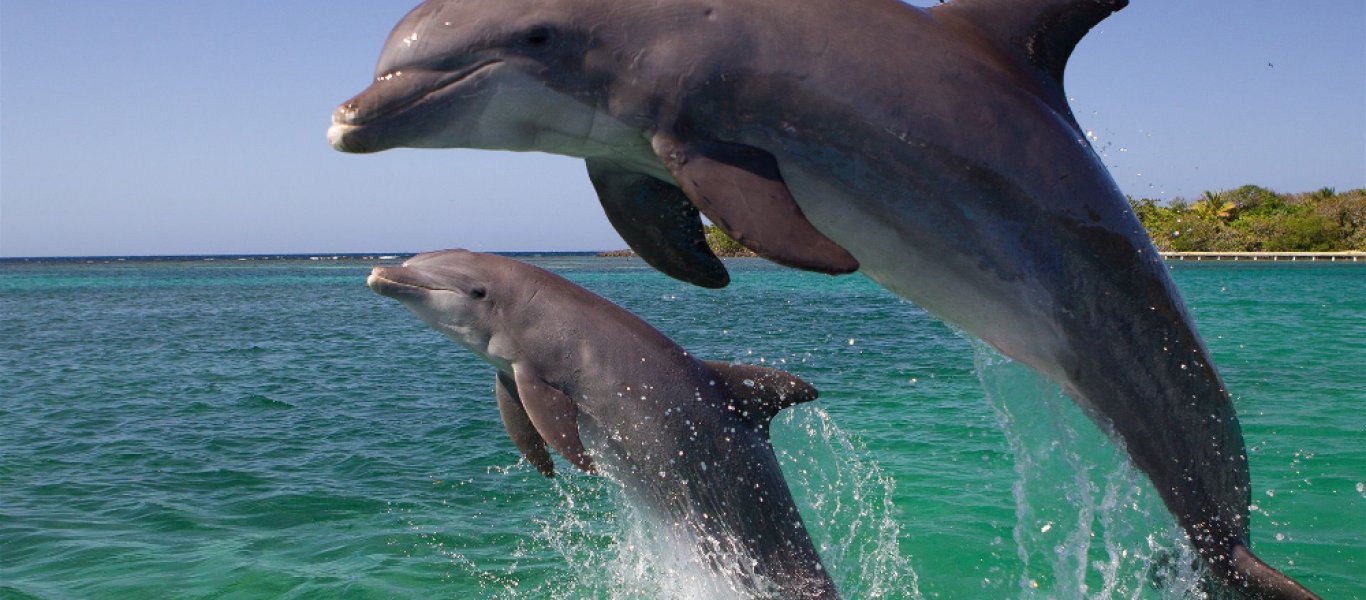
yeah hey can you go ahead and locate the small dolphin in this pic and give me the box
[331,0,1316,596]
[368,249,841,599]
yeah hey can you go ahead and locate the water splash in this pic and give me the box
[529,475,762,600]
[773,405,922,599]
[972,342,1208,599]
[431,403,921,599]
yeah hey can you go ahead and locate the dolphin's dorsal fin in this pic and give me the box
[702,361,819,434]
[932,0,1127,88]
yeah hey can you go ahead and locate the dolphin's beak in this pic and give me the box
[328,72,428,153]
[367,266,430,301]
[328,91,377,153]
[329,62,502,153]
[327,121,363,153]
[329,93,381,153]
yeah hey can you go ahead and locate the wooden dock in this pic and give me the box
[1161,251,1366,262]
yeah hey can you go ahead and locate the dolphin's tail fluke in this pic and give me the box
[1227,543,1319,600]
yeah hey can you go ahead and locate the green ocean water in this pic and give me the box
[1,256,1362,599]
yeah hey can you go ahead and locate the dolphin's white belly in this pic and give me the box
[780,166,1070,380]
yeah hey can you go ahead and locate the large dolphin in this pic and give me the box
[330,0,1316,596]
[368,249,841,599]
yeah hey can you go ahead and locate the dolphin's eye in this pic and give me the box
[469,287,487,299]
[522,26,553,48]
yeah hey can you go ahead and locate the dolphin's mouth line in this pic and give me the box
[368,273,445,293]
[346,60,502,127]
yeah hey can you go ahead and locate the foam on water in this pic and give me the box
[537,478,762,600]
[414,403,920,599]
[773,405,922,599]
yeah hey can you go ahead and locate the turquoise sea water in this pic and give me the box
[1,256,1362,599]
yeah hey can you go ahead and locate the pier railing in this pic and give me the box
[1161,251,1366,262]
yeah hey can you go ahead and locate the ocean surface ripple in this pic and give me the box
[1,257,1361,598]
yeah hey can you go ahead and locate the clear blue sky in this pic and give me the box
[2,0,1362,257]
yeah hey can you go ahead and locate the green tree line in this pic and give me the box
[703,224,756,256]
[691,185,1366,257]
[1130,185,1366,252]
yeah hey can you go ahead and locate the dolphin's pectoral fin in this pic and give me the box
[512,366,594,473]
[585,159,729,288]
[495,371,555,477]
[650,131,859,275]
[702,360,820,435]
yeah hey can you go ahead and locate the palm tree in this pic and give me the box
[1191,190,1236,222]
[1310,187,1336,202]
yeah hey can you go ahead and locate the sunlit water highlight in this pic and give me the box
[1,256,1361,598]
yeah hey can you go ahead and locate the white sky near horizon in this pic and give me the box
[1,0,1362,257]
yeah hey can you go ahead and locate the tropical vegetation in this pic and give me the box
[607,186,1366,257]
[703,224,756,256]
[1129,185,1366,252]
[713,185,1366,255]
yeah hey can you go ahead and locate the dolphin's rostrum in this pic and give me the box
[333,0,1318,596]
[368,249,842,599]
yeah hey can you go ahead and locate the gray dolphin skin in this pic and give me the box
[368,249,841,599]
[331,0,1317,596]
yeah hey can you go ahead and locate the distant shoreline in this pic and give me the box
[600,249,1366,262]
[4,250,1364,265]
[596,248,758,258]
[1160,251,1365,262]
[0,251,599,264]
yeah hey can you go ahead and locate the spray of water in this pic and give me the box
[440,402,923,599]
[973,342,1210,599]
[772,405,922,599]
[530,474,761,599]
